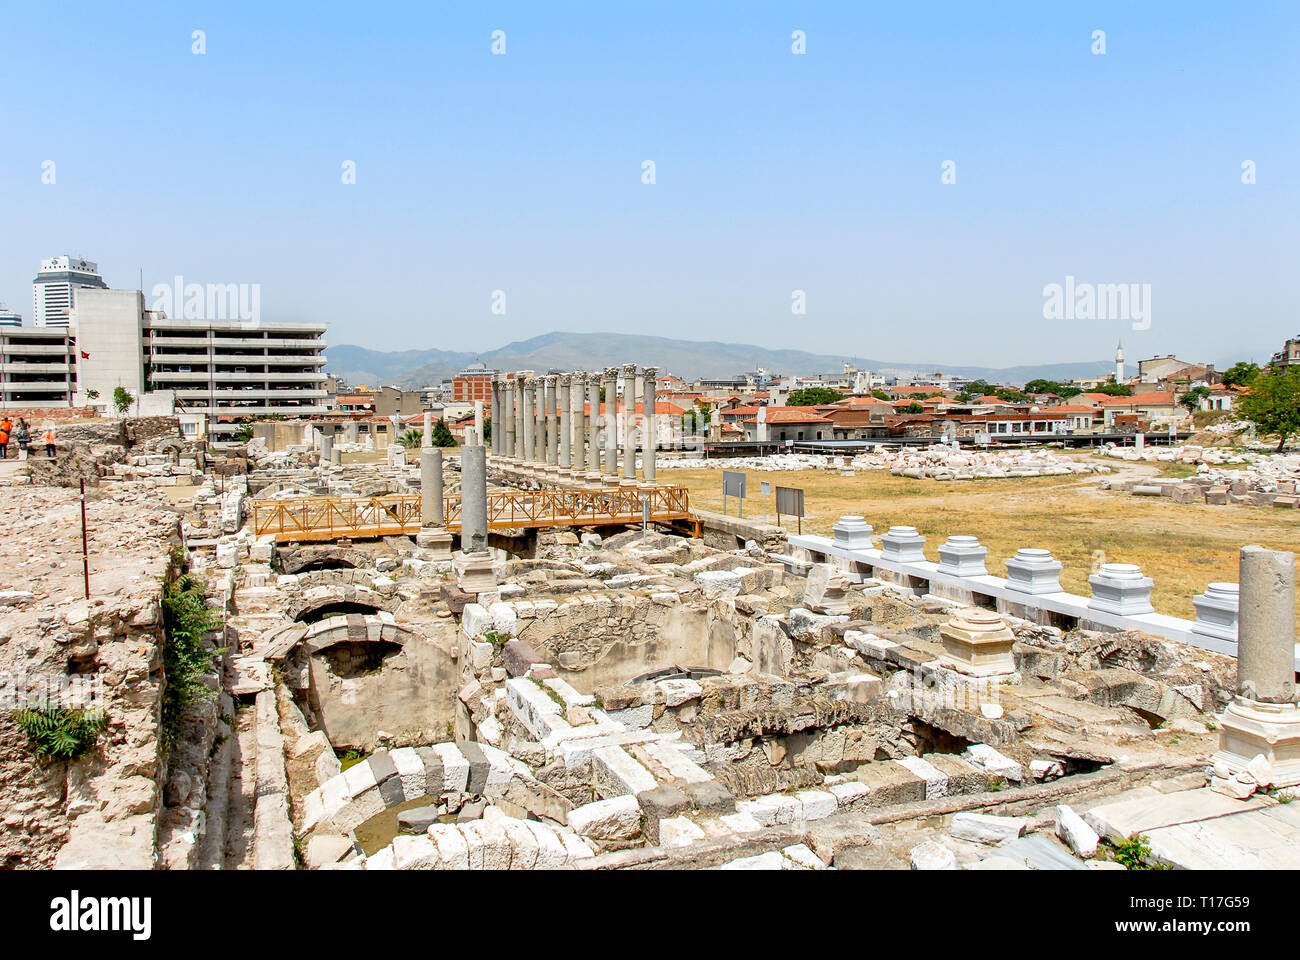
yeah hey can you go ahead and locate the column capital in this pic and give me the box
[603,366,619,379]
[621,362,637,376]
[643,366,659,381]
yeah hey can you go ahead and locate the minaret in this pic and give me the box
[1115,341,1125,383]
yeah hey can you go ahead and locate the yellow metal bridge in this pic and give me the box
[250,485,699,543]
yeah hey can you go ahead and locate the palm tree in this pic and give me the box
[397,428,423,450]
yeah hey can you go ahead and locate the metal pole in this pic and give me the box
[79,479,90,599]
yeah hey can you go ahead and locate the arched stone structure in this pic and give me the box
[277,546,373,575]
[286,585,402,624]
[298,613,459,752]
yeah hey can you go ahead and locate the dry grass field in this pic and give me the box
[666,454,1300,621]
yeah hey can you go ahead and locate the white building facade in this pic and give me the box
[32,256,108,327]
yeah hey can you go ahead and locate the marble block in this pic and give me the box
[880,525,926,563]
[1004,548,1063,595]
[936,535,988,578]
[1087,563,1155,616]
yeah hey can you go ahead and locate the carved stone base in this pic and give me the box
[416,527,453,559]
[453,550,497,595]
[1212,697,1300,789]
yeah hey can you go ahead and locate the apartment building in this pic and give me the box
[0,326,78,407]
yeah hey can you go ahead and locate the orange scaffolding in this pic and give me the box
[250,485,699,543]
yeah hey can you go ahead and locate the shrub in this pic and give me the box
[160,574,222,750]
[14,706,108,761]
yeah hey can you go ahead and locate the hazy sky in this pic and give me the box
[1,1,1295,368]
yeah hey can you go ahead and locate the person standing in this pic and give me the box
[43,427,56,459]
[0,423,8,460]
[14,422,29,460]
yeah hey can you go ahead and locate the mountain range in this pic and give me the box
[324,332,1119,390]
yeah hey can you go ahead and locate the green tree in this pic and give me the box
[1237,367,1300,451]
[787,387,847,406]
[431,418,457,447]
[870,389,891,401]
[1093,383,1134,397]
[398,428,423,450]
[1221,361,1260,387]
[1180,386,1210,413]
[112,386,134,415]
[899,401,925,414]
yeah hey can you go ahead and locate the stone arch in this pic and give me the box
[287,585,401,624]
[293,569,376,592]
[278,546,373,574]
[297,614,460,756]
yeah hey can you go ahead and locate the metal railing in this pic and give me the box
[250,485,696,542]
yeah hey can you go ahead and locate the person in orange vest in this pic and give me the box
[0,423,8,460]
[43,427,56,459]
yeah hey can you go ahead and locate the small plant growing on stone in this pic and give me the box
[482,630,509,646]
[14,705,108,761]
[1111,834,1169,870]
[161,573,223,751]
[1276,790,1294,805]
[988,775,1005,792]
[337,748,367,771]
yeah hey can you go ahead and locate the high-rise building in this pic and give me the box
[0,303,21,327]
[32,256,107,327]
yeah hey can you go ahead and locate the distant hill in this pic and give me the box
[324,331,1114,389]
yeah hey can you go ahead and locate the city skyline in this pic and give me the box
[1,2,1296,366]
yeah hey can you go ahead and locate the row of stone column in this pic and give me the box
[487,365,659,484]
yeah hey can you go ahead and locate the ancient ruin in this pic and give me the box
[2,380,1298,872]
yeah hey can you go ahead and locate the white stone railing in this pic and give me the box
[786,516,1300,671]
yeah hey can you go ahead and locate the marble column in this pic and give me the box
[542,375,556,465]
[570,372,584,473]
[558,374,572,469]
[587,375,600,480]
[473,399,483,448]
[1212,546,1300,788]
[502,380,515,460]
[513,376,525,459]
[642,365,657,483]
[603,367,618,475]
[489,377,500,455]
[452,443,496,594]
[534,379,546,463]
[622,363,637,480]
[420,448,444,526]
[522,378,536,463]
[422,411,432,448]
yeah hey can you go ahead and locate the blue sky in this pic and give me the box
[1,1,1295,368]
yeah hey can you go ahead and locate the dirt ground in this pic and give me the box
[664,452,1300,620]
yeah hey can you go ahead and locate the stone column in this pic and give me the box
[474,399,484,448]
[452,444,496,594]
[642,365,657,483]
[422,411,432,448]
[533,379,545,464]
[603,367,618,476]
[587,375,601,481]
[544,375,559,466]
[420,448,444,526]
[570,372,584,473]
[622,363,637,481]
[502,380,514,460]
[522,378,536,463]
[513,377,525,459]
[460,445,487,552]
[489,377,500,455]
[1237,547,1295,703]
[1212,546,1300,789]
[558,374,572,469]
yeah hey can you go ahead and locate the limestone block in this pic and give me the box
[1054,804,1099,858]
[658,677,702,707]
[392,834,440,869]
[950,812,1028,845]
[500,817,540,869]
[910,840,957,870]
[793,789,837,821]
[429,824,469,869]
[568,795,643,840]
[963,744,1024,783]
[660,815,707,848]
[431,743,470,793]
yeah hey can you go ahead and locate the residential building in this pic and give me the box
[0,304,21,327]
[32,256,107,327]
[0,326,78,407]
[1270,335,1300,371]
[452,362,497,402]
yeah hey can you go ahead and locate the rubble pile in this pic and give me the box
[659,445,1107,480]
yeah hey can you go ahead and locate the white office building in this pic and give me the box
[0,304,21,327]
[32,256,108,327]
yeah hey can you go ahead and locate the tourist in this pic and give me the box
[14,422,29,460]
[43,427,56,459]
